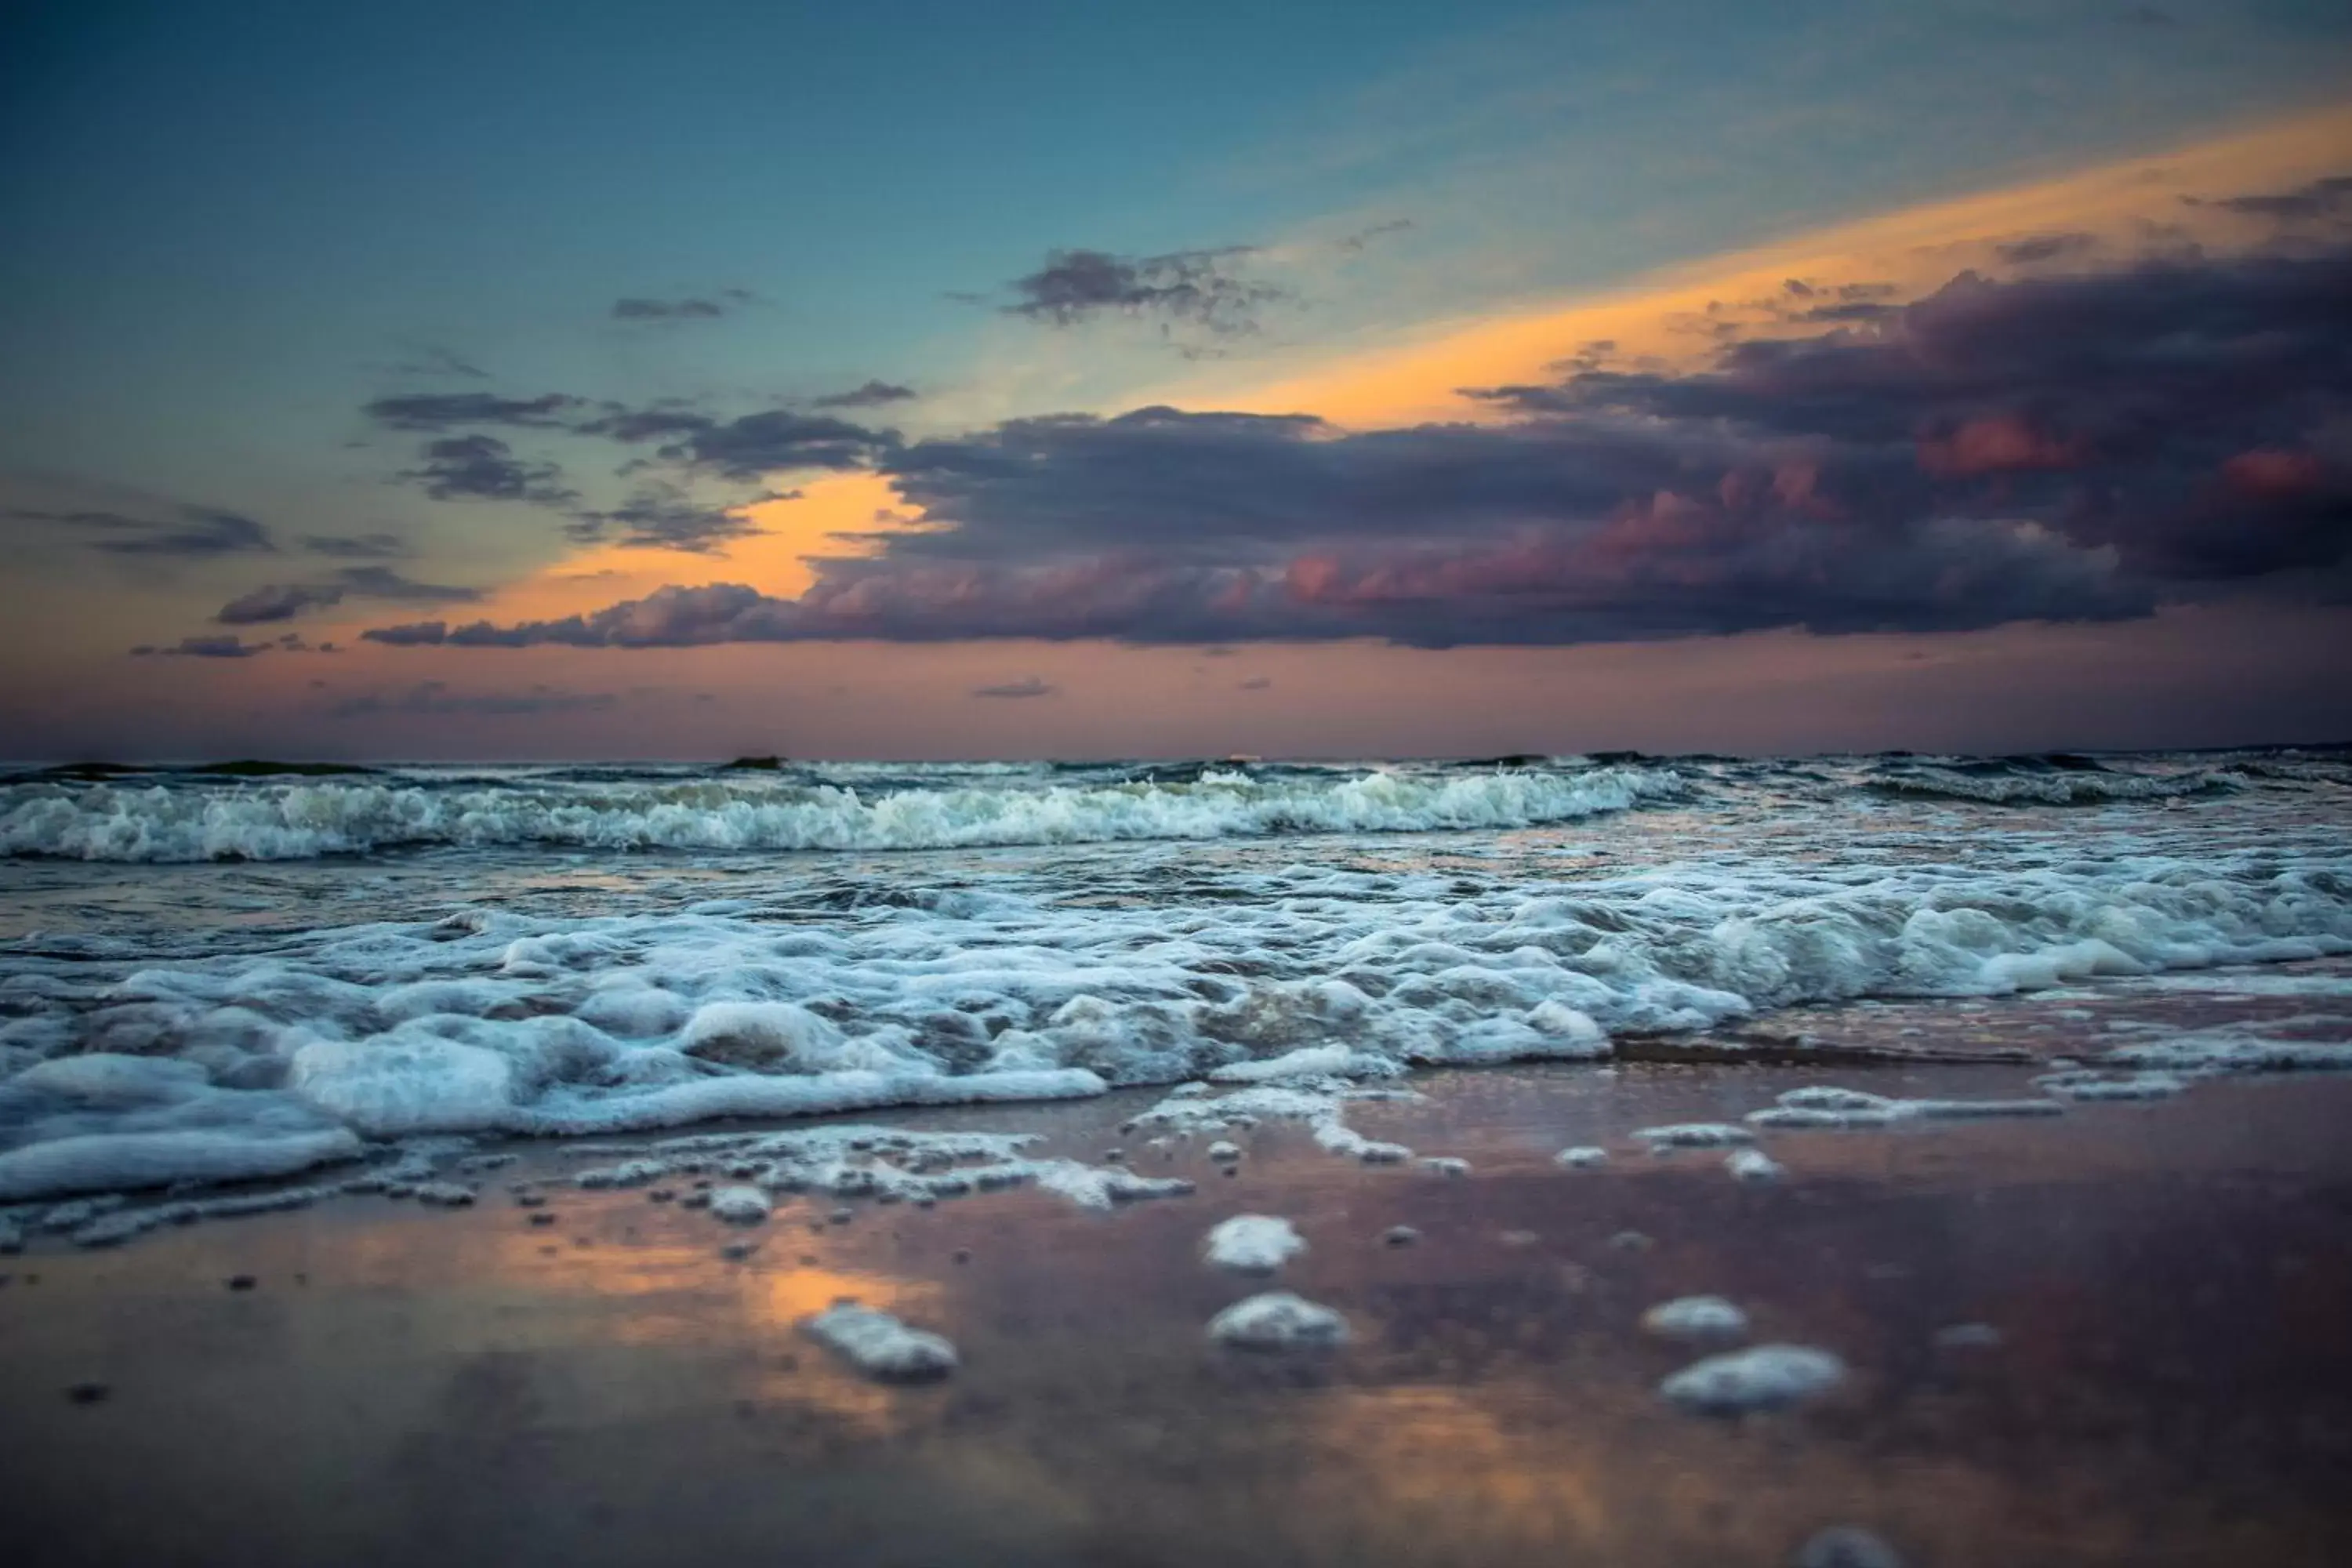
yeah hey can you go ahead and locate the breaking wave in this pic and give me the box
[0,764,1686,862]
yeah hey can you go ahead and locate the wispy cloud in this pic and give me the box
[213,566,483,625]
[610,289,753,322]
[969,676,1057,699]
[399,434,578,506]
[997,246,1288,342]
[8,504,274,558]
[812,380,920,409]
[364,392,586,431]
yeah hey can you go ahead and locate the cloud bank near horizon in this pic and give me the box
[356,213,2352,653]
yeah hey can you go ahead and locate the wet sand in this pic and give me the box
[5,982,2352,1566]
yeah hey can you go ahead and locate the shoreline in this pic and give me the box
[7,979,2352,1565]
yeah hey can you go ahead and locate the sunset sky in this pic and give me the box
[2,0,2348,760]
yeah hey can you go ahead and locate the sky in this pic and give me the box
[1,0,2347,760]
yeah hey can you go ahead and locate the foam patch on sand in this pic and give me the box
[1659,1344,1847,1414]
[2103,1027,2352,1074]
[566,1122,1195,1215]
[1135,1081,1422,1167]
[2036,1069,2190,1100]
[801,1304,958,1382]
[1635,1123,1758,1149]
[1641,1295,1751,1342]
[1743,1085,2064,1131]
[1203,1214,1305,1273]
[1207,1291,1349,1350]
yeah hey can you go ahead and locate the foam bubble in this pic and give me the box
[1207,1291,1349,1351]
[1659,1344,1846,1414]
[801,1304,957,1382]
[1203,1214,1306,1273]
[1641,1295,1751,1342]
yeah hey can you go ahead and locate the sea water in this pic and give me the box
[1,748,2345,1203]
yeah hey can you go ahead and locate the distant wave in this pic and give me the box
[1864,760,2237,805]
[0,764,1685,862]
[1,760,383,785]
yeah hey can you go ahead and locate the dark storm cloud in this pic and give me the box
[1001,246,1285,335]
[131,634,270,658]
[647,409,897,480]
[575,407,717,443]
[356,619,452,646]
[568,493,763,553]
[9,504,274,557]
[365,227,2351,652]
[213,567,482,625]
[1791,299,1900,324]
[215,583,346,624]
[364,392,586,431]
[970,677,1056,699]
[2205,174,2352,224]
[812,380,920,409]
[570,402,896,477]
[401,434,579,506]
[1472,245,2352,579]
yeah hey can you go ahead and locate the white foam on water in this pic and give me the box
[562,1123,1187,1216]
[2,757,2347,1207]
[1137,1082,1421,1169]
[0,764,1684,862]
[1659,1344,1847,1414]
[1726,1148,1786,1181]
[708,1185,771,1225]
[1744,1085,2063,1131]
[1636,1123,1758,1149]
[1022,1159,1194,1210]
[1207,1290,1349,1350]
[2037,1069,2190,1100]
[1868,765,2229,806]
[1209,1045,1404,1083]
[1203,1214,1305,1273]
[2105,1028,2352,1073]
[1555,1145,1610,1168]
[801,1304,958,1382]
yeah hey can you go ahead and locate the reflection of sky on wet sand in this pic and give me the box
[5,985,2352,1565]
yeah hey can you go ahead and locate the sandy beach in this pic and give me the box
[7,973,2350,1568]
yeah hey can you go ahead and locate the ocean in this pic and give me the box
[2,747,2348,1207]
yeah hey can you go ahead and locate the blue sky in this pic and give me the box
[1,1,2347,757]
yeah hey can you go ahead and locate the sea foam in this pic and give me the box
[2,753,2347,1201]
